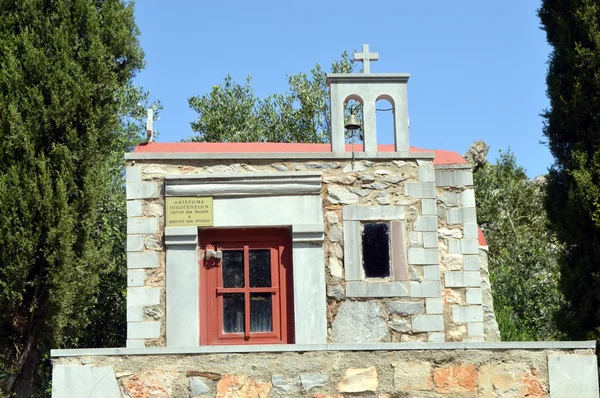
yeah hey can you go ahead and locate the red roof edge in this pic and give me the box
[132,142,468,166]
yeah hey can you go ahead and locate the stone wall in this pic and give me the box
[124,156,498,347]
[51,343,598,397]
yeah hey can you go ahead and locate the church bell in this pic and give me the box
[344,113,361,131]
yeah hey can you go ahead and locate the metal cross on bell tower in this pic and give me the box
[353,44,379,74]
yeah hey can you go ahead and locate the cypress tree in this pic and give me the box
[0,0,144,395]
[539,0,600,340]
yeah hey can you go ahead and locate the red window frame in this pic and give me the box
[199,228,294,345]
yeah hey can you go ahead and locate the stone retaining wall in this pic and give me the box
[51,343,598,397]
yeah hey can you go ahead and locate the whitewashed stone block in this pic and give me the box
[127,200,143,217]
[421,199,436,215]
[463,223,479,240]
[414,216,438,232]
[127,321,161,339]
[418,167,436,182]
[445,271,481,287]
[448,239,461,254]
[468,322,484,337]
[435,170,474,187]
[460,189,476,207]
[346,281,409,298]
[127,287,160,306]
[126,166,141,183]
[423,265,440,281]
[410,281,442,297]
[462,239,479,254]
[426,298,443,314]
[127,251,160,269]
[452,305,484,323]
[127,306,144,322]
[52,365,120,398]
[126,182,160,200]
[387,301,424,315]
[412,315,444,332]
[127,269,146,287]
[343,205,404,220]
[404,182,436,198]
[127,235,145,252]
[466,288,483,304]
[423,232,438,248]
[449,239,478,254]
[447,208,477,224]
[428,332,445,342]
[343,221,361,281]
[548,355,599,398]
[127,218,159,234]
[125,339,145,348]
[408,248,438,265]
[463,255,480,270]
[439,192,459,206]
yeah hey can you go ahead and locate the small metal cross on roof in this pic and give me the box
[354,44,379,74]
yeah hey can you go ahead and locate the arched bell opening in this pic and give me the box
[375,95,396,147]
[343,95,364,151]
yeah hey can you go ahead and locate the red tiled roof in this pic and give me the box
[478,227,488,248]
[133,143,468,166]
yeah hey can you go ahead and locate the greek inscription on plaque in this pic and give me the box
[165,197,213,227]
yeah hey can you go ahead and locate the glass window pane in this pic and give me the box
[222,294,244,333]
[362,223,391,278]
[249,249,271,287]
[222,250,244,288]
[250,293,272,332]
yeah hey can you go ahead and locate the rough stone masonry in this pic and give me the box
[123,151,500,348]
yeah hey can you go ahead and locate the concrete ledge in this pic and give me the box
[346,281,410,297]
[166,171,322,180]
[125,151,435,161]
[434,164,472,170]
[166,173,322,197]
[343,205,405,221]
[327,73,410,83]
[292,224,325,243]
[51,341,596,357]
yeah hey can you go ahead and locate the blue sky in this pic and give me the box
[134,1,551,177]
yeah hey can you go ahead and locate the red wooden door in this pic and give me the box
[199,228,293,345]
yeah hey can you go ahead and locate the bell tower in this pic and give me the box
[327,44,410,153]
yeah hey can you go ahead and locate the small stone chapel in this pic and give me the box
[51,45,599,398]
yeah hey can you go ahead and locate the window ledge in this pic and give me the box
[345,281,409,297]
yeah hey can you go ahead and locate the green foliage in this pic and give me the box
[473,150,565,341]
[0,0,145,395]
[188,52,358,143]
[539,0,600,340]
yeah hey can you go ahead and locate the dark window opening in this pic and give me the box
[361,223,391,278]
